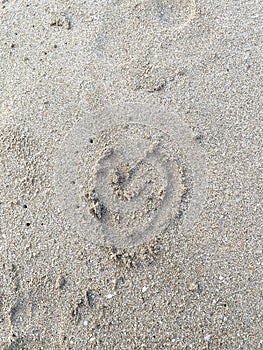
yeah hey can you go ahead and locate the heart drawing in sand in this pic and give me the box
[54,104,207,249]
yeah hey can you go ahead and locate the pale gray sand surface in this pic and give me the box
[0,0,262,349]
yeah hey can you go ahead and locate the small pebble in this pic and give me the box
[204,334,211,341]
[142,286,148,293]
[55,275,66,289]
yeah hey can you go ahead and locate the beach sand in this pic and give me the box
[0,0,262,349]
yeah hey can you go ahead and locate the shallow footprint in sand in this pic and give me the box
[154,0,196,30]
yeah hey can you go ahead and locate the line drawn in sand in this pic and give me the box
[53,104,207,249]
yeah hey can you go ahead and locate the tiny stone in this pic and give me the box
[83,320,88,326]
[142,286,148,293]
[204,334,211,341]
[106,293,113,299]
[86,289,95,307]
[55,275,66,289]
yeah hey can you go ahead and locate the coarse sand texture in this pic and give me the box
[0,0,262,349]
